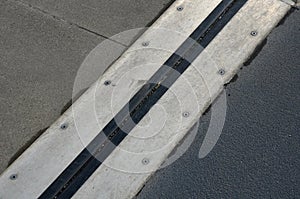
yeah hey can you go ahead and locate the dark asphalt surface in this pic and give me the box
[136,9,300,199]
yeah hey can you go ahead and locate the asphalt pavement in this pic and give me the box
[136,9,300,199]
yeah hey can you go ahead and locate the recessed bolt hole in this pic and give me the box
[177,6,183,11]
[142,41,149,47]
[218,69,225,75]
[250,31,258,36]
[10,174,17,180]
[60,123,68,130]
[104,80,111,86]
[182,112,190,118]
[142,158,149,165]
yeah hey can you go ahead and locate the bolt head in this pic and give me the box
[60,123,68,130]
[142,41,149,47]
[218,69,225,75]
[104,80,111,86]
[250,31,258,36]
[9,174,18,180]
[182,112,190,118]
[142,158,149,165]
[177,6,184,11]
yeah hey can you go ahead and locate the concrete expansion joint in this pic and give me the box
[9,0,128,47]
[0,0,293,198]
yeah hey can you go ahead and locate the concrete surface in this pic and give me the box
[136,9,300,199]
[0,0,173,174]
[19,0,174,39]
[0,0,104,174]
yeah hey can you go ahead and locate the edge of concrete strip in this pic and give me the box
[0,0,291,198]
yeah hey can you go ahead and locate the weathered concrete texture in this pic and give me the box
[136,10,300,199]
[18,0,174,38]
[0,0,107,174]
[0,0,174,176]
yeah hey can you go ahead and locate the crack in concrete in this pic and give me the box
[10,0,128,47]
